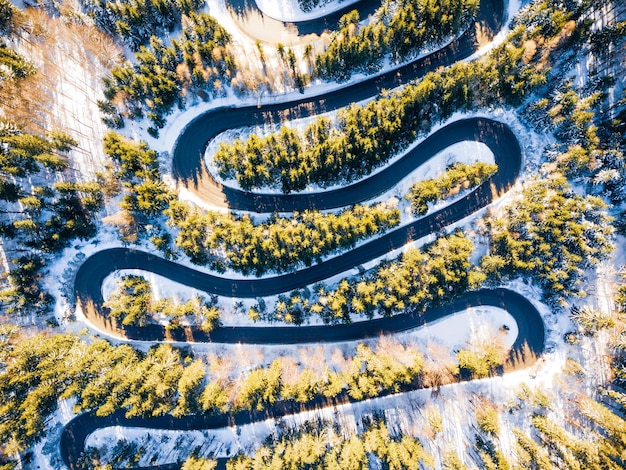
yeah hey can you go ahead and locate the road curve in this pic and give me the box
[173,0,505,210]
[78,117,521,342]
[62,288,545,470]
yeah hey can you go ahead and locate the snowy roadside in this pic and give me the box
[256,0,360,22]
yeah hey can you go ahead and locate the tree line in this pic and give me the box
[92,365,626,469]
[315,0,479,81]
[224,417,433,470]
[407,162,497,216]
[93,0,587,140]
[166,199,400,275]
[101,231,511,380]
[90,0,477,133]
[0,327,505,466]
[103,130,407,274]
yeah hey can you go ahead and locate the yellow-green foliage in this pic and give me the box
[167,199,400,274]
[226,419,432,470]
[408,162,498,215]
[104,274,220,329]
[181,455,217,470]
[476,402,501,435]
[482,177,613,295]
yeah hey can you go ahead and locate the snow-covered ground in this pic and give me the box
[11,12,116,182]
[256,0,360,21]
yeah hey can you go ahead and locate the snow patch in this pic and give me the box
[256,0,361,22]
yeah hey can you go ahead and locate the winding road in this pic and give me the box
[78,117,521,342]
[63,288,544,470]
[62,0,548,468]
[174,0,504,210]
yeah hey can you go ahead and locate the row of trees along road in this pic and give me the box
[407,162,497,215]
[90,0,478,132]
[6,324,626,469]
[315,0,479,81]
[165,199,400,275]
[104,274,220,330]
[101,132,402,272]
[222,418,433,470]
[0,328,507,463]
[249,231,484,324]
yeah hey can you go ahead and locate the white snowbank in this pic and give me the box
[409,306,518,350]
[256,0,360,21]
